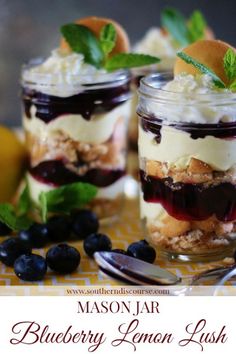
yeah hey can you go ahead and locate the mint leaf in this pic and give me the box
[230,80,236,92]
[0,203,33,231]
[39,192,48,223]
[105,53,160,71]
[161,8,189,46]
[17,185,31,216]
[223,48,236,83]
[188,10,206,43]
[100,23,116,56]
[61,24,104,68]
[177,52,226,88]
[38,182,97,221]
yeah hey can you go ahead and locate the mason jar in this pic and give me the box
[128,65,158,182]
[137,72,236,261]
[21,61,131,221]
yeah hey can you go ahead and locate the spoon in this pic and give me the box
[94,251,236,287]
[95,251,181,285]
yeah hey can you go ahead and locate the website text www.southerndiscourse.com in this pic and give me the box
[66,287,170,296]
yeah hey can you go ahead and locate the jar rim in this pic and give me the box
[21,57,131,90]
[139,72,236,102]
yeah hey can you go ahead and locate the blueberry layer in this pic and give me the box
[30,160,125,188]
[22,82,130,122]
[139,115,236,140]
[140,170,236,222]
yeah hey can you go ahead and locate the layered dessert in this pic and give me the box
[128,9,214,180]
[22,16,159,220]
[138,39,236,260]
[22,55,130,219]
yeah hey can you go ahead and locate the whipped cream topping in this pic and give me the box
[134,28,178,70]
[142,73,236,124]
[22,49,109,97]
[163,73,216,94]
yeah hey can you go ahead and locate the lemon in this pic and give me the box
[0,125,27,202]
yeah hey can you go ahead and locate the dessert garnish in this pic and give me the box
[60,17,160,70]
[0,181,97,231]
[60,16,130,55]
[14,254,47,281]
[161,8,212,46]
[19,223,50,248]
[46,244,81,274]
[46,215,72,242]
[0,203,32,231]
[175,39,236,90]
[0,238,32,266]
[38,182,97,222]
[83,233,112,258]
[127,239,156,264]
[71,210,99,239]
[0,221,11,236]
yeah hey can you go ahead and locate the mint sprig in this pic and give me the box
[161,8,189,46]
[188,10,206,43]
[105,53,160,71]
[39,182,97,222]
[224,48,236,85]
[0,203,33,231]
[177,52,226,89]
[17,184,31,216]
[61,23,160,70]
[230,81,236,91]
[161,8,207,46]
[100,23,116,56]
[61,24,104,68]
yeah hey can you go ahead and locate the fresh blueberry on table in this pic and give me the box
[127,240,156,264]
[47,215,72,242]
[14,254,47,281]
[83,233,112,258]
[0,221,12,236]
[46,244,80,274]
[18,223,50,248]
[0,237,32,267]
[71,210,99,239]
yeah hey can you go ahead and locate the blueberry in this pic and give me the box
[127,240,156,264]
[18,223,50,248]
[14,254,47,281]
[46,244,80,274]
[84,233,112,258]
[111,249,128,255]
[0,221,12,236]
[47,215,72,242]
[0,238,32,267]
[72,210,99,239]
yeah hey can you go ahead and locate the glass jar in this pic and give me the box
[21,61,131,221]
[128,65,160,184]
[137,72,236,261]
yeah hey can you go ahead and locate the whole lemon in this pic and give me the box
[0,125,27,202]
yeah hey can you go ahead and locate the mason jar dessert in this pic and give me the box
[129,9,214,181]
[138,39,236,261]
[21,16,159,221]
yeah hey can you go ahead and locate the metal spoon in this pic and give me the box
[191,264,236,286]
[94,251,181,285]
